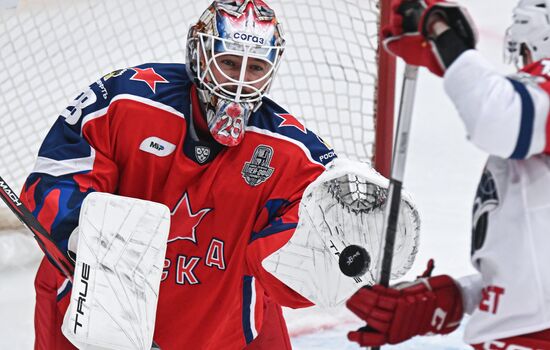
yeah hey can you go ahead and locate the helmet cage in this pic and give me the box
[184,0,285,146]
[196,32,284,103]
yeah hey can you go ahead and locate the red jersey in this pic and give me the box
[21,63,335,349]
[519,58,550,156]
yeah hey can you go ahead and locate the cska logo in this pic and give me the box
[168,192,212,244]
[163,193,225,285]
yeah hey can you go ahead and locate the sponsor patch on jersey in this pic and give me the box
[195,146,211,164]
[319,150,336,162]
[95,79,108,100]
[241,145,275,186]
[102,68,127,81]
[139,136,176,157]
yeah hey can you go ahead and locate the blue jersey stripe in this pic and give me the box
[508,78,535,159]
[242,275,255,344]
[249,223,297,243]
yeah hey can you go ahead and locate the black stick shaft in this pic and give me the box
[371,64,418,350]
[0,176,74,280]
[378,181,403,287]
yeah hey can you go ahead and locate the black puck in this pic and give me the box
[338,244,370,277]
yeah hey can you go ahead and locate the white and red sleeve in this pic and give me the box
[443,50,550,159]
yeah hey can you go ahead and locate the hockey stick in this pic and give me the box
[0,176,74,280]
[372,64,419,350]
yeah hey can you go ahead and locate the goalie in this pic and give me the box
[20,0,420,349]
[346,0,550,349]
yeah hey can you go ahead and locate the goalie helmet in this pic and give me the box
[505,0,550,66]
[186,0,285,146]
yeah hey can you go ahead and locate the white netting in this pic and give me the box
[0,0,385,227]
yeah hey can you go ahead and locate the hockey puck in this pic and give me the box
[338,244,371,277]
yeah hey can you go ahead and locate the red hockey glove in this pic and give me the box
[383,0,477,76]
[346,274,464,347]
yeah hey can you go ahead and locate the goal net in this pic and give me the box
[0,0,395,229]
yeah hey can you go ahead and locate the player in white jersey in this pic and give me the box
[345,0,550,349]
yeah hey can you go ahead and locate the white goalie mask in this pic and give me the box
[505,0,550,66]
[186,0,285,146]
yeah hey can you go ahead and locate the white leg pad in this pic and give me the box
[61,192,170,350]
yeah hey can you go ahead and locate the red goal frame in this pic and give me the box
[374,0,396,177]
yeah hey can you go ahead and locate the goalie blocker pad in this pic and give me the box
[262,158,420,308]
[61,192,170,350]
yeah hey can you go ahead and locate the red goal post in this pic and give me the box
[375,0,397,177]
[0,0,395,228]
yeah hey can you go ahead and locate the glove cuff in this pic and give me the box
[433,29,470,68]
[429,274,464,335]
[421,3,477,48]
[414,3,477,70]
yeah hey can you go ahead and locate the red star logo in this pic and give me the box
[130,67,169,93]
[276,113,307,133]
[168,192,211,244]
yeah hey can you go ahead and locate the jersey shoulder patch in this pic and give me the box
[62,63,192,132]
[95,63,190,105]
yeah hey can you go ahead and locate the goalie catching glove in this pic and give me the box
[383,0,477,76]
[346,272,464,347]
[262,158,420,308]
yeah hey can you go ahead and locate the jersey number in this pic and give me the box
[61,88,97,125]
[217,114,244,139]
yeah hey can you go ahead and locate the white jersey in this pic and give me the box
[443,50,550,344]
[463,155,550,344]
